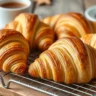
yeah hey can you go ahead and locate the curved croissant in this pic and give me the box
[28,37,96,84]
[42,12,95,39]
[81,34,96,49]
[5,13,54,51]
[0,29,30,74]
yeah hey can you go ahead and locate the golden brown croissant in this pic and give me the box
[28,37,96,84]
[5,13,54,51]
[42,12,95,39]
[81,34,96,49]
[0,29,30,74]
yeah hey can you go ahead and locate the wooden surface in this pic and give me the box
[34,0,96,18]
[85,0,96,8]
[0,0,96,96]
[34,0,85,18]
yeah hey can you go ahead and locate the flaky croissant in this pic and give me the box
[0,29,30,74]
[42,12,95,39]
[5,13,54,51]
[28,37,96,84]
[81,34,96,49]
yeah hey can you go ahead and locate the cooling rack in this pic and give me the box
[0,52,96,96]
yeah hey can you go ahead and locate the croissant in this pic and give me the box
[0,29,30,74]
[28,37,96,84]
[81,34,96,49]
[5,13,54,51]
[42,12,95,39]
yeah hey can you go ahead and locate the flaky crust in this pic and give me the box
[42,12,94,39]
[0,29,30,74]
[81,34,96,49]
[28,37,96,84]
[5,13,55,51]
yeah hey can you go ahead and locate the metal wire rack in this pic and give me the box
[0,52,96,96]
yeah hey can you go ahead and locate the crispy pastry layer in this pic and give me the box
[5,13,55,51]
[0,29,29,74]
[42,12,94,39]
[28,37,96,84]
[81,34,96,49]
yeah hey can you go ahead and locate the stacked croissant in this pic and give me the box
[5,13,54,51]
[1,13,54,74]
[0,29,30,74]
[1,12,96,84]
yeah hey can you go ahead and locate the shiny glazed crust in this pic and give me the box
[5,13,55,51]
[81,33,96,49]
[0,29,30,74]
[28,37,96,84]
[42,12,94,39]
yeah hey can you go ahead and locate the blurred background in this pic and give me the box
[30,0,96,18]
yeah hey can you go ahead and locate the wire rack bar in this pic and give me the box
[0,72,96,96]
[42,79,92,96]
[73,84,96,93]
[0,52,96,96]
[10,73,81,96]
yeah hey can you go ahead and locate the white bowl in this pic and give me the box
[85,6,96,22]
